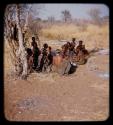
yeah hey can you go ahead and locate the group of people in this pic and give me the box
[8,21,89,75]
[61,38,89,62]
[26,37,54,73]
[26,37,89,74]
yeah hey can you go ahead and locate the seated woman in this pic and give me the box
[81,45,89,57]
[73,41,89,63]
[61,43,70,58]
[75,40,84,55]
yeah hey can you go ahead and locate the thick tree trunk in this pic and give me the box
[15,5,28,79]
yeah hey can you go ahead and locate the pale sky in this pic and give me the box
[36,4,109,20]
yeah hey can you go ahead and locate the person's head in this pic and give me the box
[64,44,69,50]
[72,38,76,42]
[67,42,71,46]
[79,40,83,46]
[26,48,32,56]
[61,45,65,51]
[47,46,52,53]
[43,43,48,49]
[32,37,35,42]
[49,46,51,51]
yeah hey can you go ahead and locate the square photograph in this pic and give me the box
[4,4,109,121]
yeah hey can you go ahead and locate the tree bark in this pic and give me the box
[15,4,28,79]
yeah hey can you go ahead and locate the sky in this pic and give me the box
[36,4,109,20]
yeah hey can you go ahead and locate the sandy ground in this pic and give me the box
[4,51,109,121]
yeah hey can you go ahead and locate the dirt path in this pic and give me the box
[4,54,109,121]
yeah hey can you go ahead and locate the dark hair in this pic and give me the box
[79,40,83,44]
[32,37,35,41]
[49,46,51,50]
[72,38,76,41]
[67,41,70,44]
[43,43,48,48]
[26,48,32,56]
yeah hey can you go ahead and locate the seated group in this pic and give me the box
[26,37,89,74]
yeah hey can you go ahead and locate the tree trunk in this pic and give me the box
[15,5,28,79]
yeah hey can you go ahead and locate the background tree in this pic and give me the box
[27,15,42,48]
[24,4,44,48]
[48,16,55,24]
[88,8,102,26]
[61,10,72,23]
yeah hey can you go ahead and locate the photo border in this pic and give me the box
[0,0,112,124]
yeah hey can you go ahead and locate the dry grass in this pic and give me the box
[41,23,109,49]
